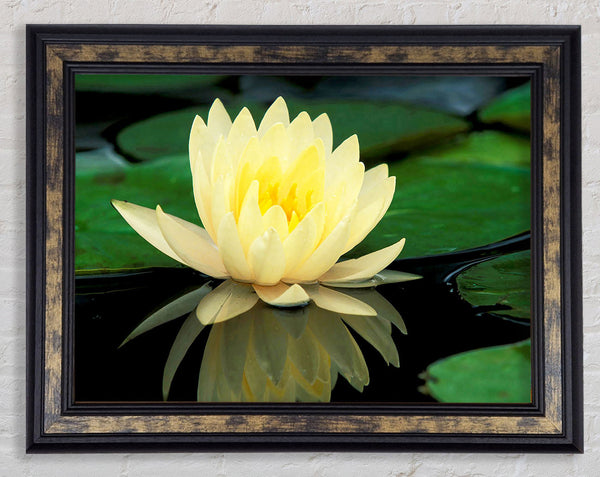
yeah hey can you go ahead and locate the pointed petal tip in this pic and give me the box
[293,110,312,123]
[376,162,389,174]
[111,198,129,210]
[235,107,255,124]
[191,114,206,127]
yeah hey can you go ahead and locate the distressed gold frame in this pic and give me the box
[27,25,582,452]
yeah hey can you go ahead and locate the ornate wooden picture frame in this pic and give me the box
[26,25,582,452]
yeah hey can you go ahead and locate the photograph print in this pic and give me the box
[73,72,532,404]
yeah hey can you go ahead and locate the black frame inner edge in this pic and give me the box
[64,63,542,416]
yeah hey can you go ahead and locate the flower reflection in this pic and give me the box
[121,282,408,402]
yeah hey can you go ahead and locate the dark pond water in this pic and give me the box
[74,234,530,403]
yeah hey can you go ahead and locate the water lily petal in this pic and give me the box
[191,149,216,240]
[328,365,339,395]
[307,308,369,392]
[227,107,257,166]
[293,338,332,401]
[242,334,269,401]
[320,238,406,283]
[358,171,394,207]
[252,282,310,307]
[197,323,222,401]
[189,115,215,176]
[375,269,422,284]
[111,200,185,265]
[217,212,253,282]
[325,135,360,190]
[332,134,360,164]
[341,313,399,367]
[306,285,376,316]
[278,143,321,207]
[251,311,288,385]
[293,380,329,403]
[260,123,290,164]
[210,135,233,184]
[378,176,396,219]
[234,137,262,218]
[162,311,205,400]
[286,215,351,282]
[324,161,365,235]
[254,155,283,213]
[287,111,314,163]
[258,96,290,136]
[342,288,407,334]
[156,205,228,278]
[265,372,296,402]
[210,172,235,236]
[207,98,233,140]
[215,341,235,401]
[120,284,212,348]
[343,176,395,253]
[280,208,316,275]
[287,329,320,385]
[196,280,258,325]
[361,163,389,190]
[220,315,252,401]
[237,180,265,253]
[273,306,309,339]
[312,113,333,156]
[248,227,286,286]
[321,269,422,288]
[262,205,289,242]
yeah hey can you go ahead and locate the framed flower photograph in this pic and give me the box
[26,25,582,452]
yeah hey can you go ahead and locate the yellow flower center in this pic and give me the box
[235,143,325,233]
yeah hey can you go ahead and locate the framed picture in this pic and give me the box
[26,25,582,452]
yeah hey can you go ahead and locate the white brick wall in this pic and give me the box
[2,0,596,475]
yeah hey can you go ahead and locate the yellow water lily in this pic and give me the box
[112,97,415,324]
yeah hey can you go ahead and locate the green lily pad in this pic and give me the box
[456,251,530,320]
[421,340,531,403]
[408,130,530,168]
[347,157,530,259]
[478,82,531,132]
[115,100,469,163]
[75,153,196,272]
[75,74,225,95]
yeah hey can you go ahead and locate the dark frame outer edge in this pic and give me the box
[26,24,47,453]
[25,25,583,453]
[560,26,583,453]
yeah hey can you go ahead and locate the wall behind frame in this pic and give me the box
[3,0,597,475]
